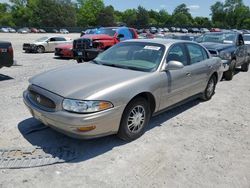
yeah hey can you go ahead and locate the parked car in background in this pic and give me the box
[150,27,157,34]
[54,43,73,59]
[163,28,169,32]
[200,28,210,33]
[197,32,250,80]
[170,27,176,32]
[181,28,188,33]
[0,41,14,69]
[176,27,181,32]
[60,29,69,34]
[52,29,59,33]
[23,39,223,141]
[188,28,200,33]
[38,29,46,33]
[80,28,98,37]
[23,36,72,53]
[17,27,30,34]
[168,34,200,41]
[0,28,9,33]
[73,27,138,62]
[30,28,39,33]
[210,28,221,32]
[243,34,250,45]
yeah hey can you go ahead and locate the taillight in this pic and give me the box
[8,46,13,57]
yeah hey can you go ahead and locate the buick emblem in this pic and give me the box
[36,95,41,103]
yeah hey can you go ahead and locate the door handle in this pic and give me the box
[186,72,191,77]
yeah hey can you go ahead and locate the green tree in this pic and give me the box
[97,5,115,26]
[77,0,104,27]
[172,4,193,26]
[193,17,212,27]
[211,0,250,29]
[0,3,14,26]
[122,9,137,27]
[136,6,149,28]
[30,0,77,27]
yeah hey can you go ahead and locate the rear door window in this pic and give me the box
[54,37,66,41]
[186,43,206,64]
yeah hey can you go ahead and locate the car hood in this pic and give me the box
[82,34,114,40]
[201,42,234,51]
[30,63,148,100]
[30,41,45,45]
[55,43,72,49]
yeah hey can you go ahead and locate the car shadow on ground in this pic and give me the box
[53,57,73,61]
[18,98,200,163]
[0,74,14,81]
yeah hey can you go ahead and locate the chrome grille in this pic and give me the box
[73,38,92,49]
[28,90,56,109]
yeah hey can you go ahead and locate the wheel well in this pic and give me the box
[211,72,218,83]
[130,92,156,114]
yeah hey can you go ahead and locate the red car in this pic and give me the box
[55,43,73,59]
[73,27,138,62]
[210,28,221,32]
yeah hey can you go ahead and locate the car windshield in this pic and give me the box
[96,28,117,36]
[94,42,165,72]
[35,37,49,42]
[197,33,237,44]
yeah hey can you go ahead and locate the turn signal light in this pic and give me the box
[77,125,96,132]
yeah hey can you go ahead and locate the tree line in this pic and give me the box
[0,0,250,29]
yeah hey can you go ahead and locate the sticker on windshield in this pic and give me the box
[144,46,161,50]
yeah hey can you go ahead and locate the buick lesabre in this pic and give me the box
[23,39,223,141]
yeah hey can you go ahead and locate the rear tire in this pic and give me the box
[117,97,151,141]
[241,62,249,72]
[201,75,217,101]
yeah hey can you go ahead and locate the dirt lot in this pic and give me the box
[0,33,249,188]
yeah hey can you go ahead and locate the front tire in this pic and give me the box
[36,46,45,53]
[223,60,236,81]
[241,62,249,72]
[118,97,151,141]
[201,75,217,101]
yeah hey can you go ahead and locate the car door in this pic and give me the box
[117,28,133,41]
[159,43,194,109]
[47,37,57,52]
[185,43,210,95]
[235,34,247,66]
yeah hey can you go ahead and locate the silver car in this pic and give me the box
[23,36,72,53]
[23,39,223,141]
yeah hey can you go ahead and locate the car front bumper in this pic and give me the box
[23,89,125,139]
[221,60,230,72]
[73,48,103,61]
[23,44,37,52]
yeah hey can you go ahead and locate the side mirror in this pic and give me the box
[163,61,184,71]
[117,34,125,40]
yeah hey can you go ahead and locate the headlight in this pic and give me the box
[219,51,232,60]
[62,99,113,113]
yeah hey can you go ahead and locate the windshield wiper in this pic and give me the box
[102,63,129,69]
[102,63,146,71]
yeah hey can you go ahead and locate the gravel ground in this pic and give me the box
[0,33,249,188]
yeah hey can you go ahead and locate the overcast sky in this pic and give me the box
[1,0,250,17]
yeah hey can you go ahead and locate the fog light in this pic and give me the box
[76,125,96,132]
